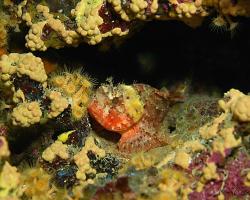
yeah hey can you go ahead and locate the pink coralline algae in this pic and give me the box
[224,152,250,197]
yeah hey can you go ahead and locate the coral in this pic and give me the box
[0,162,21,198]
[11,101,42,127]
[158,168,191,200]
[5,0,249,50]
[74,136,106,182]
[0,53,47,85]
[16,53,47,83]
[0,53,93,135]
[231,95,250,122]
[47,91,69,118]
[49,70,93,120]
[0,45,250,200]
[40,134,121,190]
[216,88,250,122]
[168,0,207,18]
[202,163,219,181]
[0,136,10,158]
[129,151,159,170]
[199,113,227,139]
[42,140,69,163]
[21,167,52,200]
[174,150,191,169]
[25,4,81,51]
[182,140,205,153]
[0,19,7,48]
[219,0,250,17]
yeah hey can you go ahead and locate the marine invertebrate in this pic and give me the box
[174,150,191,169]
[42,140,69,163]
[0,18,8,48]
[157,168,191,200]
[73,136,106,183]
[2,2,250,198]
[11,101,42,127]
[47,91,69,119]
[0,53,93,134]
[21,167,53,200]
[0,162,21,198]
[49,69,93,121]
[40,134,121,190]
[0,53,48,117]
[6,0,249,50]
[0,136,10,159]
[0,53,47,88]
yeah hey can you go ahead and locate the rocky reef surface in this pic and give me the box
[0,1,250,200]
[1,0,250,50]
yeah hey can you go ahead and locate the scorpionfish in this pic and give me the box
[88,83,182,153]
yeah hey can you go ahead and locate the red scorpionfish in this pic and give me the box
[88,83,183,153]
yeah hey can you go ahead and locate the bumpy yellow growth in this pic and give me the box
[24,4,81,51]
[42,140,69,163]
[12,89,25,103]
[47,91,69,118]
[202,163,219,181]
[218,193,225,200]
[199,113,227,139]
[107,0,130,21]
[74,136,105,182]
[130,0,148,19]
[158,168,189,200]
[18,53,47,82]
[213,0,250,17]
[183,140,205,152]
[0,53,47,87]
[0,16,7,48]
[0,53,21,87]
[211,127,241,157]
[231,95,250,122]
[168,0,207,18]
[174,151,191,169]
[121,84,144,122]
[244,171,250,187]
[218,89,244,112]
[212,138,227,157]
[130,152,156,170]
[0,162,20,198]
[22,167,52,199]
[199,89,244,157]
[0,136,10,158]
[74,0,104,43]
[11,101,42,127]
[219,127,241,149]
[25,21,47,51]
[50,71,93,120]
[219,89,250,122]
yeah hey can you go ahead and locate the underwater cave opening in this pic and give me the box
[28,18,250,95]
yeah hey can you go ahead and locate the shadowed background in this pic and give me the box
[12,17,250,94]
